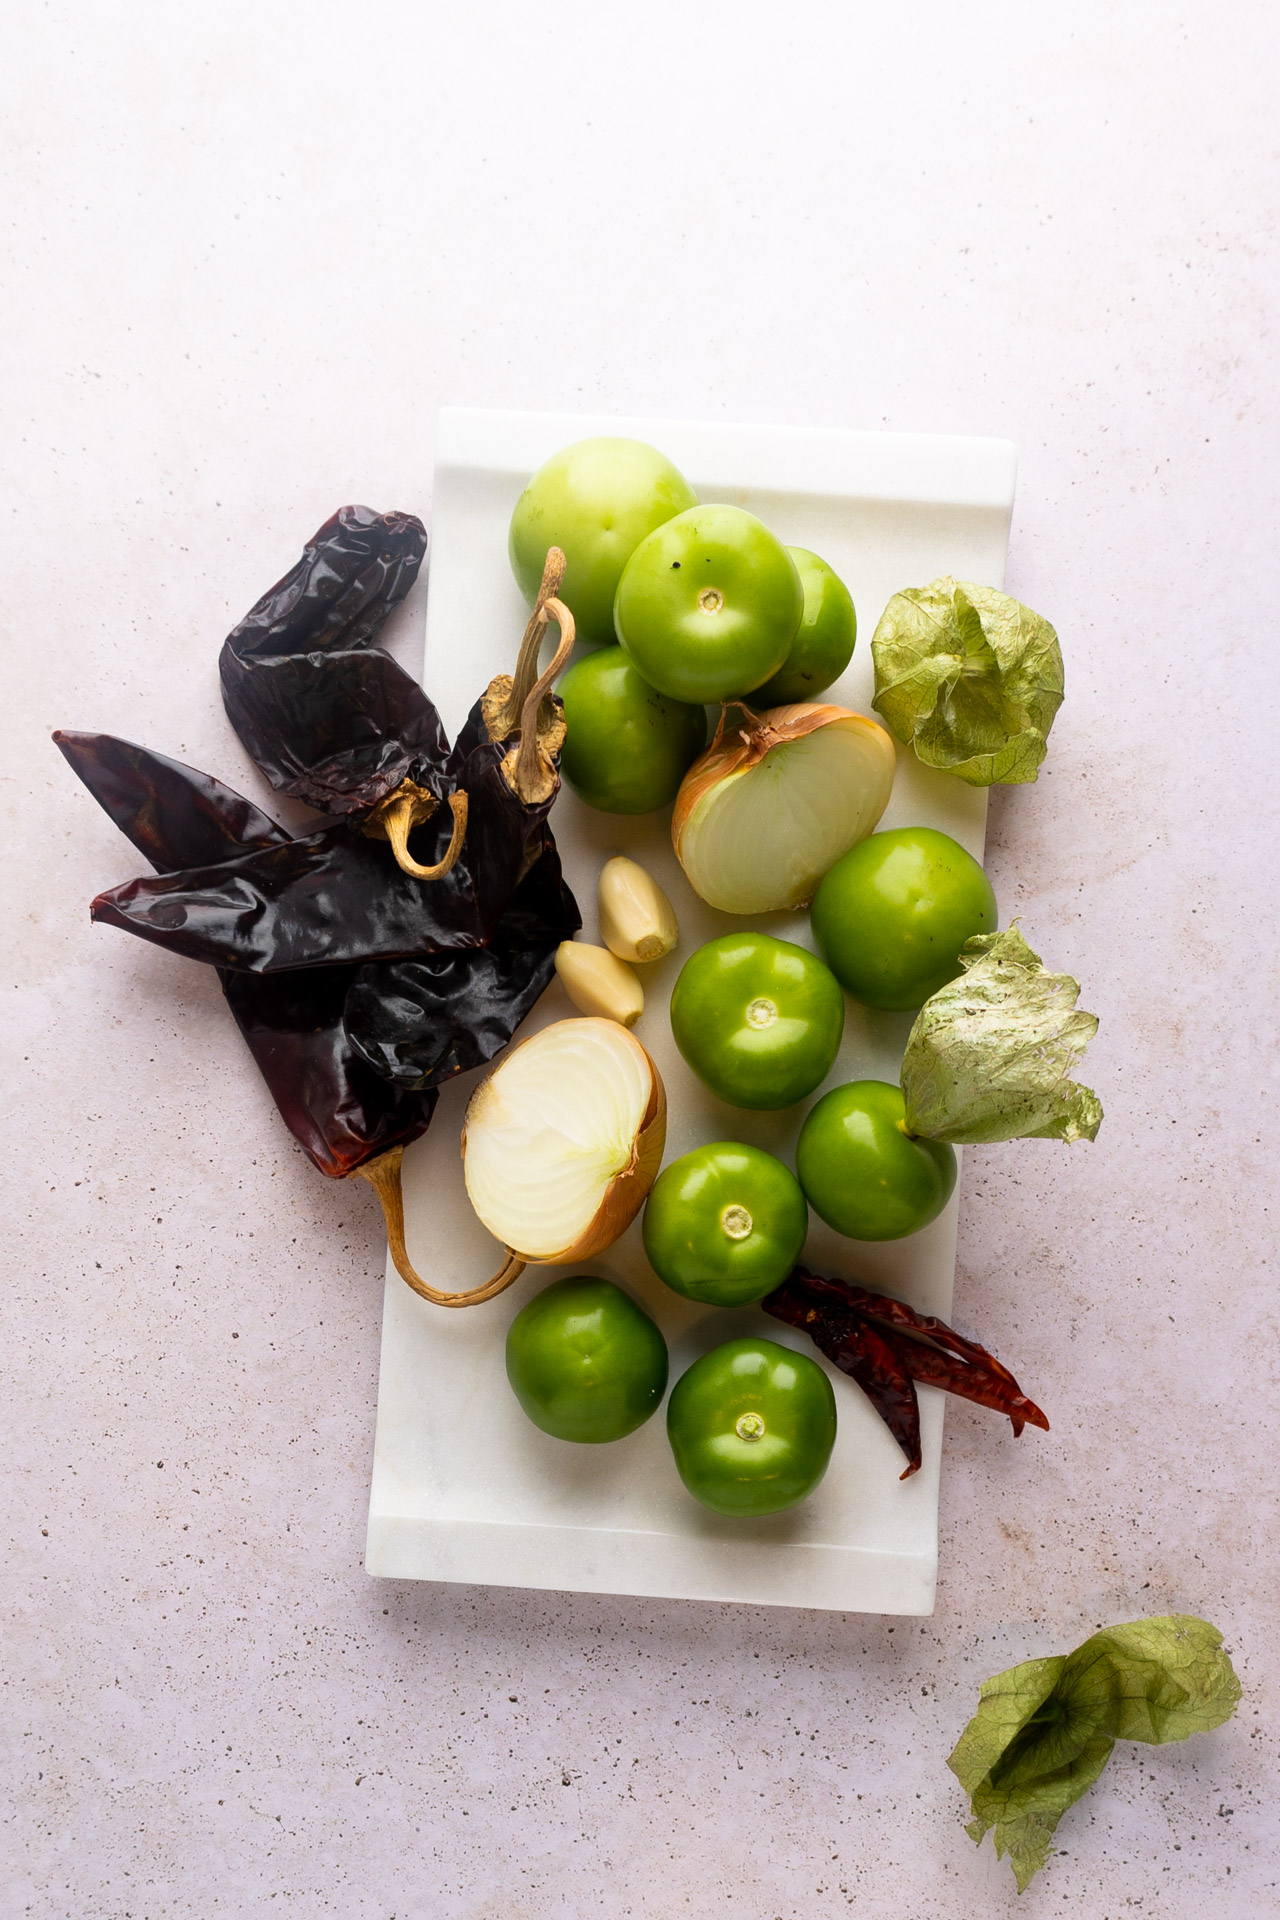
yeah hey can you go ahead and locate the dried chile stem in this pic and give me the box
[353,1145,526,1307]
[512,598,575,803]
[382,789,469,881]
[505,549,568,725]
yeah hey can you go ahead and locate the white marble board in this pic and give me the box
[365,407,1016,1613]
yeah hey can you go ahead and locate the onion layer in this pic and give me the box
[462,1017,666,1263]
[672,702,896,914]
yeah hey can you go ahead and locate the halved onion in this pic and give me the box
[462,1017,666,1264]
[672,702,897,913]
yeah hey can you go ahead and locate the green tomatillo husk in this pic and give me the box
[948,1615,1241,1892]
[871,576,1063,785]
[900,924,1103,1144]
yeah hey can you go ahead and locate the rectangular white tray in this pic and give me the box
[365,407,1016,1613]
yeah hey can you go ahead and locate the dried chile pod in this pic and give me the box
[889,1340,1048,1439]
[54,731,436,1179]
[764,1266,1048,1478]
[56,730,567,1312]
[219,506,438,817]
[90,572,579,973]
[219,964,438,1179]
[51,730,289,865]
[786,1269,1049,1434]
[226,505,427,659]
[344,833,581,1090]
[89,806,512,971]
[763,1282,923,1475]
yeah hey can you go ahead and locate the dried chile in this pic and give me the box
[56,730,577,1309]
[763,1266,1048,1479]
[343,831,579,1089]
[54,729,437,1180]
[218,505,439,815]
[92,546,578,974]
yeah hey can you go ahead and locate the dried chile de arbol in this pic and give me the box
[56,730,580,1308]
[763,1267,1048,1479]
[91,541,578,973]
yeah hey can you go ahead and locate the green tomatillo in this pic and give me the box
[504,1276,668,1443]
[666,1336,837,1516]
[796,1079,956,1241]
[642,1142,808,1307]
[811,826,997,1011]
[669,932,844,1110]
[557,644,707,814]
[752,547,857,705]
[509,438,698,648]
[613,504,803,703]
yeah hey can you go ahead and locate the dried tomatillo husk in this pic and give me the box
[901,923,1103,1145]
[53,731,436,1179]
[343,834,582,1089]
[949,1617,1242,1892]
[762,1267,1047,1478]
[218,506,441,817]
[871,576,1063,786]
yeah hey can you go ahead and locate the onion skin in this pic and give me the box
[672,701,896,913]
[460,1022,667,1265]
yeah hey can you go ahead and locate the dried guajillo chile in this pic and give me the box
[763,1267,1048,1478]
[55,732,579,1307]
[93,551,579,971]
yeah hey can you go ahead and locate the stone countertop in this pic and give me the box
[5,5,1277,1916]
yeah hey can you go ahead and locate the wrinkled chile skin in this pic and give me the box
[219,506,440,816]
[89,740,566,973]
[55,730,436,1178]
[343,832,581,1090]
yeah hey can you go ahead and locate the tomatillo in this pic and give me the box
[752,548,857,706]
[666,1337,837,1517]
[504,1276,668,1443]
[613,504,803,703]
[811,826,997,1011]
[796,1080,956,1242]
[508,437,697,647]
[558,644,707,814]
[669,932,844,1110]
[642,1142,808,1307]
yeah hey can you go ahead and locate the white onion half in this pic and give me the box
[462,1017,666,1263]
[672,702,897,913]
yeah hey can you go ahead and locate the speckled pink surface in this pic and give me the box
[5,6,1278,1916]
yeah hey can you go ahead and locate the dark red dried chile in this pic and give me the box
[763,1267,1049,1478]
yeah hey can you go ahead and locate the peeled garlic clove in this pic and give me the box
[554,941,644,1028]
[462,1017,667,1263]
[597,855,679,964]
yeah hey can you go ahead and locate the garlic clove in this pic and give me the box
[597,855,679,964]
[554,941,644,1027]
